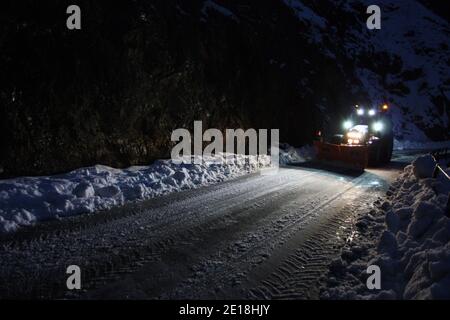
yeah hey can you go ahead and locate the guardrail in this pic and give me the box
[431,148,450,181]
[431,148,450,217]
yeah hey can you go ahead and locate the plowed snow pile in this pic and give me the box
[321,154,450,299]
[0,143,315,234]
[279,144,316,165]
[0,154,270,234]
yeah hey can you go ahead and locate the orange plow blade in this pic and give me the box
[314,140,369,171]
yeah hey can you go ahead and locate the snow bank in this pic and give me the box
[321,154,450,300]
[279,144,316,165]
[394,139,450,151]
[283,0,327,29]
[0,154,270,234]
[0,143,313,234]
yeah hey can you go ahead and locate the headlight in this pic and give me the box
[343,120,353,130]
[368,109,376,116]
[357,109,365,116]
[348,139,360,145]
[373,121,383,132]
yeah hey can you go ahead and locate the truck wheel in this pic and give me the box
[380,135,394,164]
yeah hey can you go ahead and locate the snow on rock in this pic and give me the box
[394,140,450,151]
[283,0,327,30]
[321,154,450,299]
[201,0,239,22]
[352,0,449,144]
[280,0,449,145]
[0,154,271,234]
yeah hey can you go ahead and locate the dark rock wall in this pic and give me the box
[0,0,447,177]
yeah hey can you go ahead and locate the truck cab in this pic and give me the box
[342,104,393,165]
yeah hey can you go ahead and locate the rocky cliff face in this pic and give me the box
[0,0,448,177]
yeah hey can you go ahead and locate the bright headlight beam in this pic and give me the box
[373,122,383,132]
[357,109,364,116]
[343,120,353,130]
[368,109,376,116]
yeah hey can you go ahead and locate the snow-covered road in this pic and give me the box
[0,151,423,299]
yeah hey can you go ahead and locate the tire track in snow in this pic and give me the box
[246,176,382,299]
[0,165,392,299]
[83,169,345,297]
[159,172,368,299]
[0,169,318,298]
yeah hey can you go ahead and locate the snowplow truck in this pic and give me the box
[314,104,393,171]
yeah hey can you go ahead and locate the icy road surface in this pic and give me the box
[0,151,423,299]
